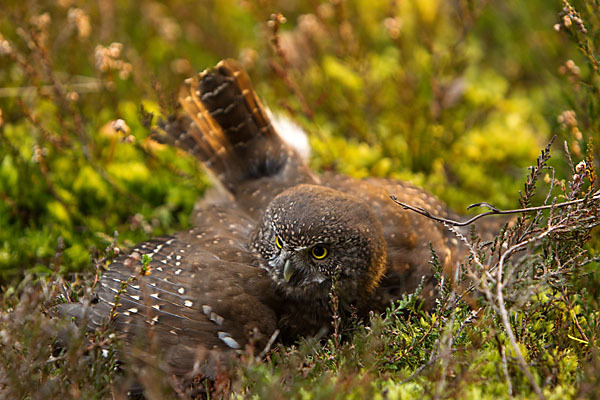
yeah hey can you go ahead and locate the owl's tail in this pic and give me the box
[157,59,307,194]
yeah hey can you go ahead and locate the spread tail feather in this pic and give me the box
[157,59,297,193]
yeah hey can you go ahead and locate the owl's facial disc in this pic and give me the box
[267,243,326,286]
[253,184,388,301]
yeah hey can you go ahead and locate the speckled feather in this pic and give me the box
[88,205,279,376]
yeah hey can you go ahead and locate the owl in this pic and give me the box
[60,59,479,378]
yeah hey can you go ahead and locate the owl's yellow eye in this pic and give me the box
[311,245,328,260]
[276,236,283,249]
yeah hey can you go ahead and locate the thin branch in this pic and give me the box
[492,226,564,400]
[390,189,600,227]
[0,76,102,98]
[496,335,514,397]
[257,329,280,361]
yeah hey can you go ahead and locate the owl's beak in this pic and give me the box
[283,259,297,283]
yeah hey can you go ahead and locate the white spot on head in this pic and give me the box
[150,293,160,300]
[128,308,138,314]
[178,287,185,295]
[175,269,182,275]
[184,300,193,307]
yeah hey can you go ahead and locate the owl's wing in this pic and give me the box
[64,230,278,378]
[319,173,465,310]
[156,59,315,200]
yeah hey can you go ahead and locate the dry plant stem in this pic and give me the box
[257,329,280,361]
[496,235,546,400]
[447,225,498,302]
[327,265,343,350]
[268,60,314,119]
[447,219,554,398]
[433,292,457,400]
[390,190,600,227]
[0,77,102,98]
[562,0,600,73]
[497,336,514,397]
[15,23,144,207]
[267,13,314,120]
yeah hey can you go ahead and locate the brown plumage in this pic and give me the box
[62,59,488,377]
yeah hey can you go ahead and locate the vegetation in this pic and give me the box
[0,0,599,398]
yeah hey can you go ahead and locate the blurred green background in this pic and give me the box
[0,0,596,285]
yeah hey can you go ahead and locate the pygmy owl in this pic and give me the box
[60,59,482,379]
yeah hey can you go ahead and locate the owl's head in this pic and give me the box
[253,184,388,304]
